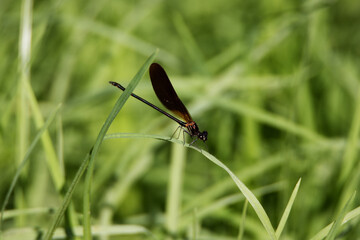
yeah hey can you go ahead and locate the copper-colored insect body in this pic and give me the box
[109,63,207,143]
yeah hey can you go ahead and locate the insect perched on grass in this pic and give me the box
[110,63,208,145]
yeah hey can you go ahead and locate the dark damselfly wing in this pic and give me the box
[149,63,193,123]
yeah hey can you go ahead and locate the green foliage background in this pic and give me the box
[1,0,360,239]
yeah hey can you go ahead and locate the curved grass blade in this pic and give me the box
[83,50,158,240]
[310,204,360,240]
[105,132,277,239]
[198,149,277,239]
[324,191,356,240]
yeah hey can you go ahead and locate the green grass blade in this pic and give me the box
[237,200,249,240]
[324,191,356,240]
[182,155,284,214]
[0,104,61,234]
[198,150,277,239]
[18,0,64,189]
[105,132,277,239]
[275,179,301,238]
[177,182,283,232]
[25,79,64,190]
[82,50,158,240]
[310,205,360,240]
[43,152,90,240]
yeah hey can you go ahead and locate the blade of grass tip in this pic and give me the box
[82,50,158,240]
[309,202,360,240]
[0,104,61,235]
[324,191,356,240]
[43,152,91,240]
[188,146,277,239]
[275,179,301,239]
[343,206,360,223]
[238,199,249,240]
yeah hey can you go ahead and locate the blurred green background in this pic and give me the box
[1,0,360,239]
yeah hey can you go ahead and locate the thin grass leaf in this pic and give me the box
[105,132,277,239]
[43,152,90,240]
[192,152,277,239]
[18,0,64,191]
[238,200,248,240]
[310,205,360,240]
[16,1,33,224]
[186,139,276,238]
[199,152,276,239]
[324,191,356,240]
[182,155,284,213]
[25,79,64,190]
[275,179,301,238]
[0,104,61,235]
[178,182,283,231]
[83,50,158,240]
